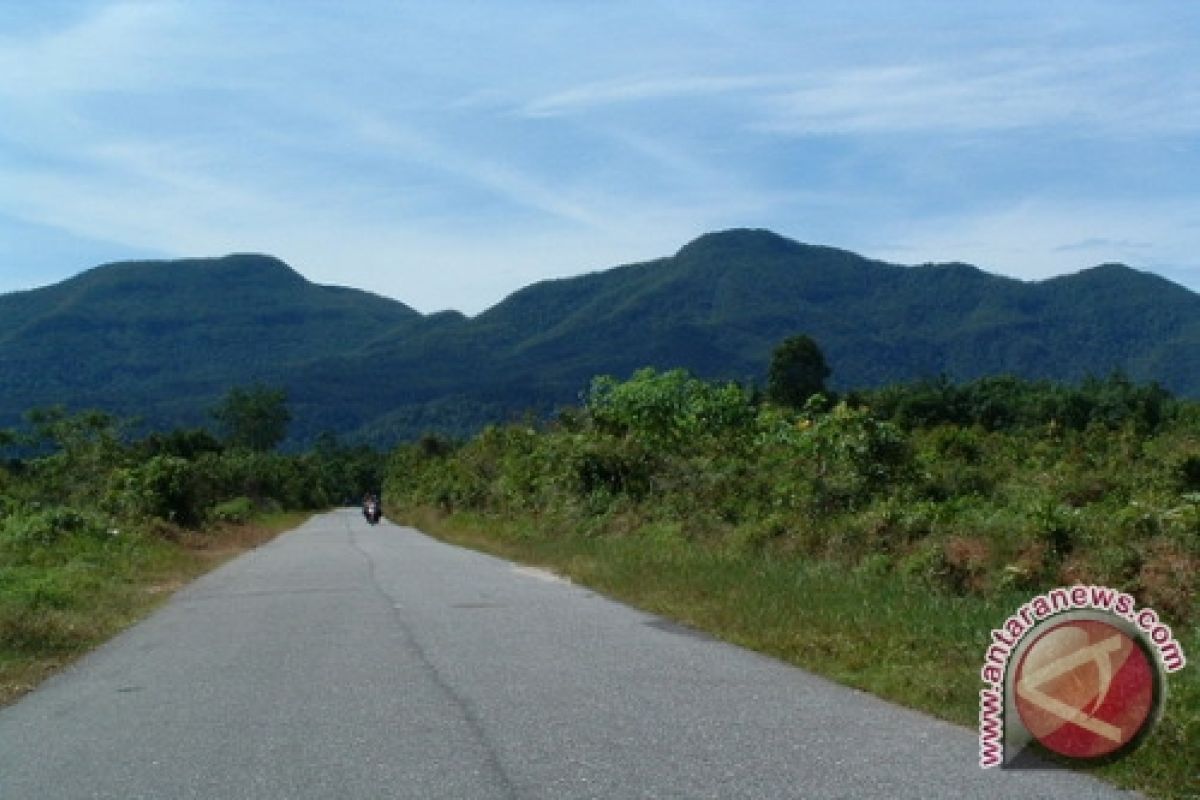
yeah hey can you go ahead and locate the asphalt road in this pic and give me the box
[0,510,1135,799]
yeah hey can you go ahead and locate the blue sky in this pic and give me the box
[1,1,1197,314]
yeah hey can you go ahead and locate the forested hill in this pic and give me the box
[1,230,1197,443]
[466,229,1199,390]
[0,254,421,434]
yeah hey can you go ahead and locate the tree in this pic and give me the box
[138,428,224,459]
[211,384,291,452]
[767,335,831,409]
[20,406,130,505]
[585,368,755,451]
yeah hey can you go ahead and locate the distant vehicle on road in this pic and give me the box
[363,495,381,525]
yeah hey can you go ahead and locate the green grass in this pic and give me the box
[0,511,310,706]
[400,506,1199,800]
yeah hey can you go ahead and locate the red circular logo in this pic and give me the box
[1014,619,1158,760]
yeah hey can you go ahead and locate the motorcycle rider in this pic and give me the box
[362,492,381,523]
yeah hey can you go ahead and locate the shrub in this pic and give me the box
[586,368,755,454]
[0,507,111,551]
[1174,455,1200,492]
[209,496,256,524]
[794,402,912,514]
[109,455,209,526]
[381,368,1200,628]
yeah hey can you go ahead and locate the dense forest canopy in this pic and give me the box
[1,230,1197,445]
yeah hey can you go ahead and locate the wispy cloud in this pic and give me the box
[0,2,193,97]
[517,40,1200,142]
[1054,237,1152,255]
[347,112,607,229]
[522,74,783,117]
[755,46,1200,137]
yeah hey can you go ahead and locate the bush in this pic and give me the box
[0,507,112,551]
[586,368,755,454]
[209,496,256,524]
[108,455,209,526]
[382,368,1199,626]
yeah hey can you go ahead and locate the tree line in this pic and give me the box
[3,335,1195,629]
[1,384,383,530]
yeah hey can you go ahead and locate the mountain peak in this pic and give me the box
[1044,262,1188,295]
[675,228,803,259]
[62,253,307,298]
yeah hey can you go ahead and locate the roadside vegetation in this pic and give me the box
[383,347,1198,799]
[0,386,384,705]
[3,350,1195,796]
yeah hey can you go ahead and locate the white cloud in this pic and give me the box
[756,46,1200,137]
[522,74,783,117]
[354,114,606,229]
[0,2,193,97]
[514,39,1200,144]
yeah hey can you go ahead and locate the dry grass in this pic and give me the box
[1136,538,1198,625]
[179,516,299,564]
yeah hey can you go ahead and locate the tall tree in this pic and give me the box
[211,384,291,451]
[767,335,831,408]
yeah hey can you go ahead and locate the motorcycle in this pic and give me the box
[363,499,381,525]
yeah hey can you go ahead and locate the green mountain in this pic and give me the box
[1,230,1197,443]
[0,254,420,434]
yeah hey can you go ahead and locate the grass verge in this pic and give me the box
[0,510,310,707]
[399,506,1199,800]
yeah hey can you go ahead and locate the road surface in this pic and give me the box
[0,510,1135,799]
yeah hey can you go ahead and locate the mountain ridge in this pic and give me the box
[0,230,1196,443]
